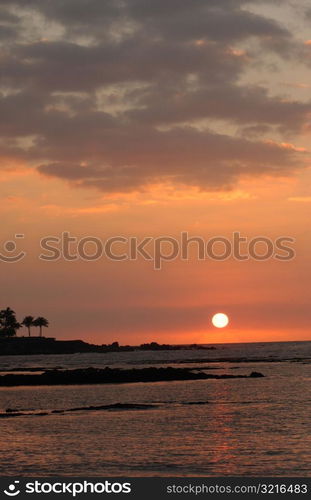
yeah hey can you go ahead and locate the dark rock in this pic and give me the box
[249,371,265,377]
[0,366,265,387]
[0,412,24,418]
[183,401,209,405]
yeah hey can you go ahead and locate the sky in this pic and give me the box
[0,0,310,344]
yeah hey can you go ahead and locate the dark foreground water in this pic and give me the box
[0,341,310,476]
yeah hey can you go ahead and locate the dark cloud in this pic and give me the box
[0,0,123,27]
[126,84,310,130]
[37,127,306,192]
[0,6,20,40]
[2,39,244,91]
[1,0,290,42]
[129,2,290,43]
[0,25,16,39]
[0,0,309,193]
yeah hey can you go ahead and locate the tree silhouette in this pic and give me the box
[33,317,49,337]
[22,316,35,337]
[0,308,21,337]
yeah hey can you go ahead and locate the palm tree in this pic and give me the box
[21,316,35,337]
[0,307,21,337]
[33,317,49,337]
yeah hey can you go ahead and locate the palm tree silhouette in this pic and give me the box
[33,317,49,337]
[22,316,35,337]
[0,307,21,337]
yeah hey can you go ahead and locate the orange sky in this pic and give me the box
[1,0,310,344]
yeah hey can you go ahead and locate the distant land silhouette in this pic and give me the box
[0,306,216,355]
[0,336,216,356]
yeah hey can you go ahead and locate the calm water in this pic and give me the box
[0,341,310,476]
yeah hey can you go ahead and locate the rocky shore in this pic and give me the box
[0,366,264,387]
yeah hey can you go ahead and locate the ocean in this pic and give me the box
[0,341,310,476]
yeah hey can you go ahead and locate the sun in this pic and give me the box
[212,313,229,328]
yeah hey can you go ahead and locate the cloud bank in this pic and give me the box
[0,0,310,193]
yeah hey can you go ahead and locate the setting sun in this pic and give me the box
[212,313,229,329]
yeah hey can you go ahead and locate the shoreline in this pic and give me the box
[1,337,310,358]
[0,337,217,356]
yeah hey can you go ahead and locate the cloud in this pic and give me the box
[125,84,310,130]
[1,38,244,91]
[37,129,307,192]
[1,0,291,42]
[0,0,310,194]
